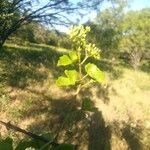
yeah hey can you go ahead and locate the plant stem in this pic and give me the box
[77,50,82,79]
[80,80,95,89]
[81,56,88,64]
[75,84,82,96]
[79,63,82,77]
[77,74,88,82]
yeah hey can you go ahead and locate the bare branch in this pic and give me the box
[0,120,59,147]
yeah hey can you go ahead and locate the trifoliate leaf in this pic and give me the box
[65,70,77,83]
[57,55,72,66]
[56,77,72,86]
[85,63,104,83]
[56,70,77,86]
[69,51,78,62]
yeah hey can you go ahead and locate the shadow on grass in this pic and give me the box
[22,97,87,148]
[0,44,63,88]
[15,88,112,150]
[122,124,143,150]
[88,111,111,150]
[79,83,111,104]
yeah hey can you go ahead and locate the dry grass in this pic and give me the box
[0,43,150,150]
[94,68,150,150]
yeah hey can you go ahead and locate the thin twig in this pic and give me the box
[0,120,59,147]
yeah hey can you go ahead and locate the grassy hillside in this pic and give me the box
[0,43,150,150]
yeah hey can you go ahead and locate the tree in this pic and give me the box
[11,22,39,43]
[0,0,105,48]
[120,8,150,69]
[86,0,128,59]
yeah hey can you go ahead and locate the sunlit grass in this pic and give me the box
[96,67,150,150]
[5,42,68,53]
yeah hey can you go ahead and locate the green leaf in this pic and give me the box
[57,51,78,67]
[56,70,77,86]
[0,137,13,150]
[16,133,53,150]
[81,98,97,112]
[85,63,104,83]
[15,140,38,150]
[69,51,78,62]
[55,144,76,150]
[57,55,72,66]
[56,77,73,86]
[65,70,77,83]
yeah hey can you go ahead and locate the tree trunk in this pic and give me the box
[130,50,143,70]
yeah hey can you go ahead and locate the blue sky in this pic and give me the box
[129,0,150,10]
[70,0,150,10]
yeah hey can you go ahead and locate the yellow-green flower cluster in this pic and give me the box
[86,43,100,59]
[69,25,100,59]
[69,25,90,50]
